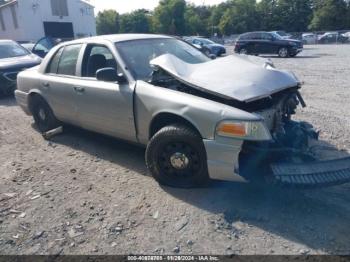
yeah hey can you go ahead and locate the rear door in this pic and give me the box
[72,43,136,141]
[40,44,84,125]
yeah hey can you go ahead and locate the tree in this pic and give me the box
[257,0,280,30]
[152,0,186,35]
[309,0,348,30]
[218,0,259,35]
[119,9,151,33]
[275,0,313,32]
[96,10,120,35]
[184,4,209,35]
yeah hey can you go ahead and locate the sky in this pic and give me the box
[91,0,227,14]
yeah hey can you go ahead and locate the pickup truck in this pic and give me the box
[15,34,350,188]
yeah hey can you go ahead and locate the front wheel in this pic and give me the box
[239,48,248,55]
[278,47,289,58]
[146,125,209,188]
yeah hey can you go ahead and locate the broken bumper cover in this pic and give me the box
[271,157,350,188]
[203,139,247,182]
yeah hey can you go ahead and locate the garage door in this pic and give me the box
[43,22,74,38]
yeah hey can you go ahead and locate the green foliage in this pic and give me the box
[95,0,350,36]
[152,0,187,35]
[119,10,151,33]
[218,0,259,35]
[309,0,348,30]
[96,10,119,35]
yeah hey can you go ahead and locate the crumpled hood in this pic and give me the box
[150,54,300,102]
[0,54,42,71]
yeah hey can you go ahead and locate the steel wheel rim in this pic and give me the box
[279,48,288,57]
[158,142,201,177]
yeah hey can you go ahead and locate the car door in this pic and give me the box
[32,37,56,58]
[260,33,276,54]
[40,43,84,125]
[72,44,136,142]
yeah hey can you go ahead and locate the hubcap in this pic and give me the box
[280,48,288,57]
[240,49,247,54]
[170,152,190,170]
[38,108,46,121]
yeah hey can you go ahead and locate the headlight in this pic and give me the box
[216,120,272,141]
[289,41,297,46]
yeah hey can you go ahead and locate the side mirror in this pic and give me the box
[96,68,126,83]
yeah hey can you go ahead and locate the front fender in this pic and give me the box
[134,81,261,145]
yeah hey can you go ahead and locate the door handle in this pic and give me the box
[74,86,85,93]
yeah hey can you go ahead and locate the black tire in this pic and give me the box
[278,47,289,58]
[146,125,209,188]
[204,49,211,56]
[31,95,60,133]
[239,48,248,55]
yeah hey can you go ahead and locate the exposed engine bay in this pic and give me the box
[151,68,318,154]
[150,69,350,188]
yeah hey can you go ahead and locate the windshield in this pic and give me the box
[0,41,30,59]
[271,32,283,40]
[116,38,210,80]
[196,38,214,45]
[277,31,288,37]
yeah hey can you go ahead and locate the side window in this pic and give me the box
[82,45,118,77]
[250,33,261,40]
[57,44,82,76]
[261,33,273,40]
[47,47,64,74]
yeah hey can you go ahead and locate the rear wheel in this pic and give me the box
[146,125,209,188]
[31,95,60,132]
[278,47,289,58]
[204,49,211,56]
[239,48,248,55]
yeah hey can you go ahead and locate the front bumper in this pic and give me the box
[203,139,247,182]
[0,73,17,95]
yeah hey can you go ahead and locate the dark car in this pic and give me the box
[318,32,349,44]
[234,31,303,58]
[184,37,226,56]
[0,40,42,96]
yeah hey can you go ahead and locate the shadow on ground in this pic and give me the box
[0,96,16,107]
[48,124,350,254]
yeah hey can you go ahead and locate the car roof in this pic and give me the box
[0,39,16,44]
[66,34,172,45]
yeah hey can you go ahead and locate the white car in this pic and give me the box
[302,33,318,45]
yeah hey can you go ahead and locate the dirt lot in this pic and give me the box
[1,45,350,255]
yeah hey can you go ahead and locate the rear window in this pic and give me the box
[57,44,82,76]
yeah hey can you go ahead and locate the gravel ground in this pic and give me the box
[1,45,350,255]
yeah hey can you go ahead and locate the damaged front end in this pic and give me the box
[150,54,350,188]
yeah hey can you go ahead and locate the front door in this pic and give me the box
[73,44,136,142]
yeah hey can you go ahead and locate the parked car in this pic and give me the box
[269,31,292,39]
[235,31,303,58]
[15,34,350,188]
[30,37,59,58]
[302,33,318,45]
[318,32,348,44]
[0,40,42,96]
[21,42,35,52]
[341,31,350,39]
[184,37,226,56]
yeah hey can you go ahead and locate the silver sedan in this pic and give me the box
[15,34,350,188]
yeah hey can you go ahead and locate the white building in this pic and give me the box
[0,0,96,42]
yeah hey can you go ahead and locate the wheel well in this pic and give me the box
[28,92,42,113]
[149,113,202,139]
